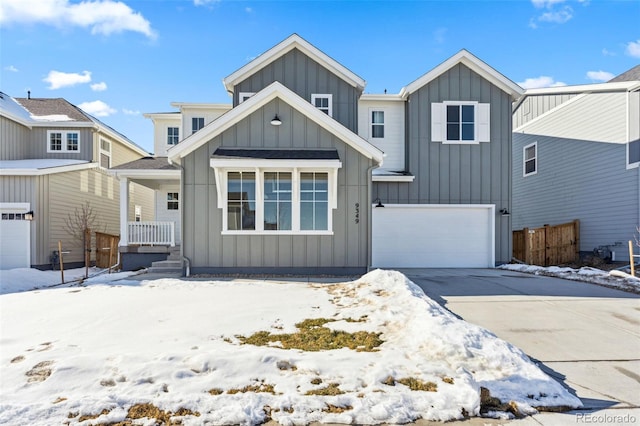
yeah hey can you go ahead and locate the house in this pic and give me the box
[0,92,154,270]
[115,34,522,273]
[512,66,640,262]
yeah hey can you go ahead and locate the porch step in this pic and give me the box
[148,259,182,274]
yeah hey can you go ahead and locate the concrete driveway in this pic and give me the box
[404,268,640,425]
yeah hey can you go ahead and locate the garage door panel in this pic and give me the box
[0,220,30,269]
[372,205,494,268]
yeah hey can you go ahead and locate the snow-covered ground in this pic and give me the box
[0,269,581,425]
[499,264,640,294]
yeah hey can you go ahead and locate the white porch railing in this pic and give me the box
[127,221,175,246]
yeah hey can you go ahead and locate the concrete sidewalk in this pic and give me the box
[405,268,640,425]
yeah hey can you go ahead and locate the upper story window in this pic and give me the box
[192,117,204,134]
[628,140,640,168]
[311,94,333,117]
[167,192,179,210]
[371,110,385,138]
[523,142,537,176]
[431,101,490,144]
[238,92,255,104]
[99,139,111,168]
[47,130,80,153]
[167,127,179,145]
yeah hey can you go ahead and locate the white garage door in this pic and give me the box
[372,204,495,268]
[0,205,31,270]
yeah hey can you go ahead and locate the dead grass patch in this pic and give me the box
[442,377,454,384]
[10,355,25,364]
[383,376,437,392]
[26,360,53,383]
[52,397,67,404]
[305,383,344,396]
[208,388,223,395]
[127,403,200,424]
[276,360,297,371]
[227,381,276,395]
[479,387,523,418]
[310,377,323,385]
[238,317,383,352]
[323,404,353,413]
[77,408,111,422]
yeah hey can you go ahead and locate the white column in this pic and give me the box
[119,177,129,246]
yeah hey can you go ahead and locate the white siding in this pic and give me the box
[357,99,405,171]
[151,116,181,156]
[517,92,628,143]
[180,106,231,140]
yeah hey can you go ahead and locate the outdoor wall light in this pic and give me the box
[499,208,510,216]
[24,211,34,220]
[375,198,385,208]
[270,114,282,126]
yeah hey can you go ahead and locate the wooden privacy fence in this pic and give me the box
[95,232,120,269]
[513,220,580,266]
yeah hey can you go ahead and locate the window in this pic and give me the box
[167,192,179,210]
[192,117,204,134]
[371,110,385,138]
[311,94,332,117]
[431,102,490,144]
[99,139,111,168]
[47,130,80,153]
[227,172,256,231]
[238,92,255,104]
[134,205,142,222]
[523,142,537,176]
[167,127,179,145]
[628,140,640,168]
[300,172,328,231]
[264,172,292,230]
[1,213,27,220]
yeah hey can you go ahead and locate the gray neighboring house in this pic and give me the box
[0,92,154,270]
[116,34,522,273]
[512,66,640,262]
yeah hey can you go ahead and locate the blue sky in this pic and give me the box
[1,0,638,153]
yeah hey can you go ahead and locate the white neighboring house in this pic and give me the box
[111,103,230,271]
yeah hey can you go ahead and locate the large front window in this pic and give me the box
[264,172,292,230]
[300,172,328,230]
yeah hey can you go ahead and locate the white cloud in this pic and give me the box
[586,70,614,82]
[529,0,576,28]
[193,0,220,5]
[531,0,567,8]
[4,65,18,72]
[78,100,116,117]
[518,76,567,89]
[538,5,573,23]
[601,48,616,57]
[244,7,253,13]
[433,27,447,44]
[626,40,640,58]
[0,0,156,39]
[122,108,139,115]
[90,81,107,91]
[43,70,91,90]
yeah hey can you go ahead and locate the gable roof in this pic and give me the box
[608,64,640,83]
[223,34,366,93]
[400,49,523,100]
[168,81,383,164]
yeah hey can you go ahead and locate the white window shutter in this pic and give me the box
[478,103,490,142]
[431,103,444,141]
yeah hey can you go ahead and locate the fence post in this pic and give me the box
[58,240,65,284]
[524,227,531,264]
[631,240,636,277]
[573,219,580,262]
[543,224,550,266]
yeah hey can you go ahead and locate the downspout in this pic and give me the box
[168,157,191,277]
[367,161,380,271]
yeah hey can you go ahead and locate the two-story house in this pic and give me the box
[512,66,640,262]
[0,92,154,270]
[114,34,522,273]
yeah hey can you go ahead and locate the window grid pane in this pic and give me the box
[67,133,79,151]
[300,172,328,231]
[50,133,62,150]
[263,172,292,231]
[167,127,179,145]
[446,105,475,141]
[227,172,255,230]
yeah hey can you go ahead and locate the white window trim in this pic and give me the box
[210,159,341,235]
[99,138,111,169]
[191,117,204,135]
[627,140,640,169]
[431,101,490,144]
[47,130,81,153]
[238,92,256,104]
[523,142,538,177]
[370,108,385,139]
[311,94,333,117]
[167,127,180,146]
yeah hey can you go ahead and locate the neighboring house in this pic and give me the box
[0,92,154,270]
[512,66,640,262]
[115,34,522,273]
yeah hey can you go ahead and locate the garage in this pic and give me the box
[372,204,495,268]
[0,203,31,270]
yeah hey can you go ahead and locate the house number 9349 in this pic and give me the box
[355,203,360,224]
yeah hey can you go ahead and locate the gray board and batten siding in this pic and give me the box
[232,48,361,133]
[372,63,514,265]
[181,98,374,274]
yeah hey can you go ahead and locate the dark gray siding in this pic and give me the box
[373,63,513,264]
[182,99,372,272]
[234,48,360,133]
[0,116,29,160]
[513,133,639,262]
